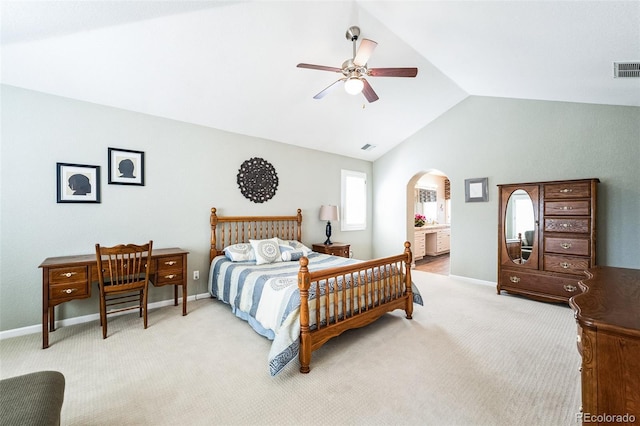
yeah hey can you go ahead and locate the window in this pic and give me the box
[341,169,367,231]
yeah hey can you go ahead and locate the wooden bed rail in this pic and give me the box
[297,241,413,373]
[210,207,303,261]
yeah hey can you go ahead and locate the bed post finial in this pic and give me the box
[298,256,311,373]
[404,241,412,262]
[296,209,302,242]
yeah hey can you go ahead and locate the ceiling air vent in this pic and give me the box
[614,62,640,78]
[361,144,376,151]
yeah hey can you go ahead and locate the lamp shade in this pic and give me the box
[319,205,339,221]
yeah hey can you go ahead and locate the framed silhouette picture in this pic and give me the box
[57,163,101,203]
[108,147,145,186]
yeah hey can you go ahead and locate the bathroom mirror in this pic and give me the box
[504,189,536,264]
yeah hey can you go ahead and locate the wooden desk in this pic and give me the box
[569,267,640,424]
[39,247,189,349]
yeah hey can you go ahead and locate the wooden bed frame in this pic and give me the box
[209,207,415,373]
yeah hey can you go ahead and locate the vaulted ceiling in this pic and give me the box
[2,1,638,161]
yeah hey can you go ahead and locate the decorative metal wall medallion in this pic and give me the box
[237,157,279,203]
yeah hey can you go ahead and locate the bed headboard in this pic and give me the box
[210,207,303,261]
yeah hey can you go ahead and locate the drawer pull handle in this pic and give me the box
[563,284,577,292]
[560,262,571,269]
[509,276,520,283]
[165,261,177,266]
[61,272,77,278]
[561,242,572,249]
[561,223,572,228]
[61,288,77,294]
[164,274,177,280]
[560,188,573,193]
[561,206,573,210]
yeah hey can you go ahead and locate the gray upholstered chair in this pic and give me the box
[0,371,65,426]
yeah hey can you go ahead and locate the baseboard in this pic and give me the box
[448,274,496,287]
[0,292,211,341]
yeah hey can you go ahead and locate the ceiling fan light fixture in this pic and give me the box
[344,77,364,95]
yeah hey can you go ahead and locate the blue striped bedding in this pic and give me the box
[208,252,423,375]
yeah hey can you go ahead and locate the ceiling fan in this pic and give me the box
[297,26,418,103]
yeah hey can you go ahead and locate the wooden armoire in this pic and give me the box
[497,178,599,303]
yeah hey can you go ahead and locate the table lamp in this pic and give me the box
[319,205,339,245]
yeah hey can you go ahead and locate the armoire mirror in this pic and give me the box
[504,189,536,264]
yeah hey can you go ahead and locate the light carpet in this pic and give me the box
[0,271,581,425]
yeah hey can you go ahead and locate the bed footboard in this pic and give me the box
[297,242,413,373]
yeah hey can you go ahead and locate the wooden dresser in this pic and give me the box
[39,247,188,348]
[497,178,599,303]
[569,267,640,425]
[312,243,350,258]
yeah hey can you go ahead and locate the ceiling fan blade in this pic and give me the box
[368,67,418,77]
[313,78,346,99]
[361,79,379,103]
[353,38,377,66]
[297,63,342,73]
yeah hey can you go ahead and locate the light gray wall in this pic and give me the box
[373,96,640,281]
[0,85,372,331]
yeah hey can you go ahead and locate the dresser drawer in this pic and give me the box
[544,182,591,199]
[49,280,90,301]
[500,270,581,298]
[48,266,87,284]
[544,237,590,256]
[543,254,591,275]
[544,200,590,216]
[544,218,590,233]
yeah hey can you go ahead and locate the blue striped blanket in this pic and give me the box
[208,253,423,375]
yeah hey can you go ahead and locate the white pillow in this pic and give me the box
[276,238,312,256]
[223,243,256,262]
[249,238,283,265]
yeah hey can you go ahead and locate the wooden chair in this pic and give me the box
[95,241,153,339]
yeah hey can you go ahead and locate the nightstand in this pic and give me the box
[312,243,350,258]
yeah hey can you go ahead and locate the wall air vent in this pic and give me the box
[614,62,640,78]
[360,144,376,151]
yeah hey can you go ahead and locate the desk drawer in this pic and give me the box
[156,256,183,272]
[49,280,89,301]
[49,266,87,284]
[154,255,184,285]
[155,271,184,285]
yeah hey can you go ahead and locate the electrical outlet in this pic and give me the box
[193,270,200,280]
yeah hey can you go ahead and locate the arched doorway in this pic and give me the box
[406,170,451,275]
